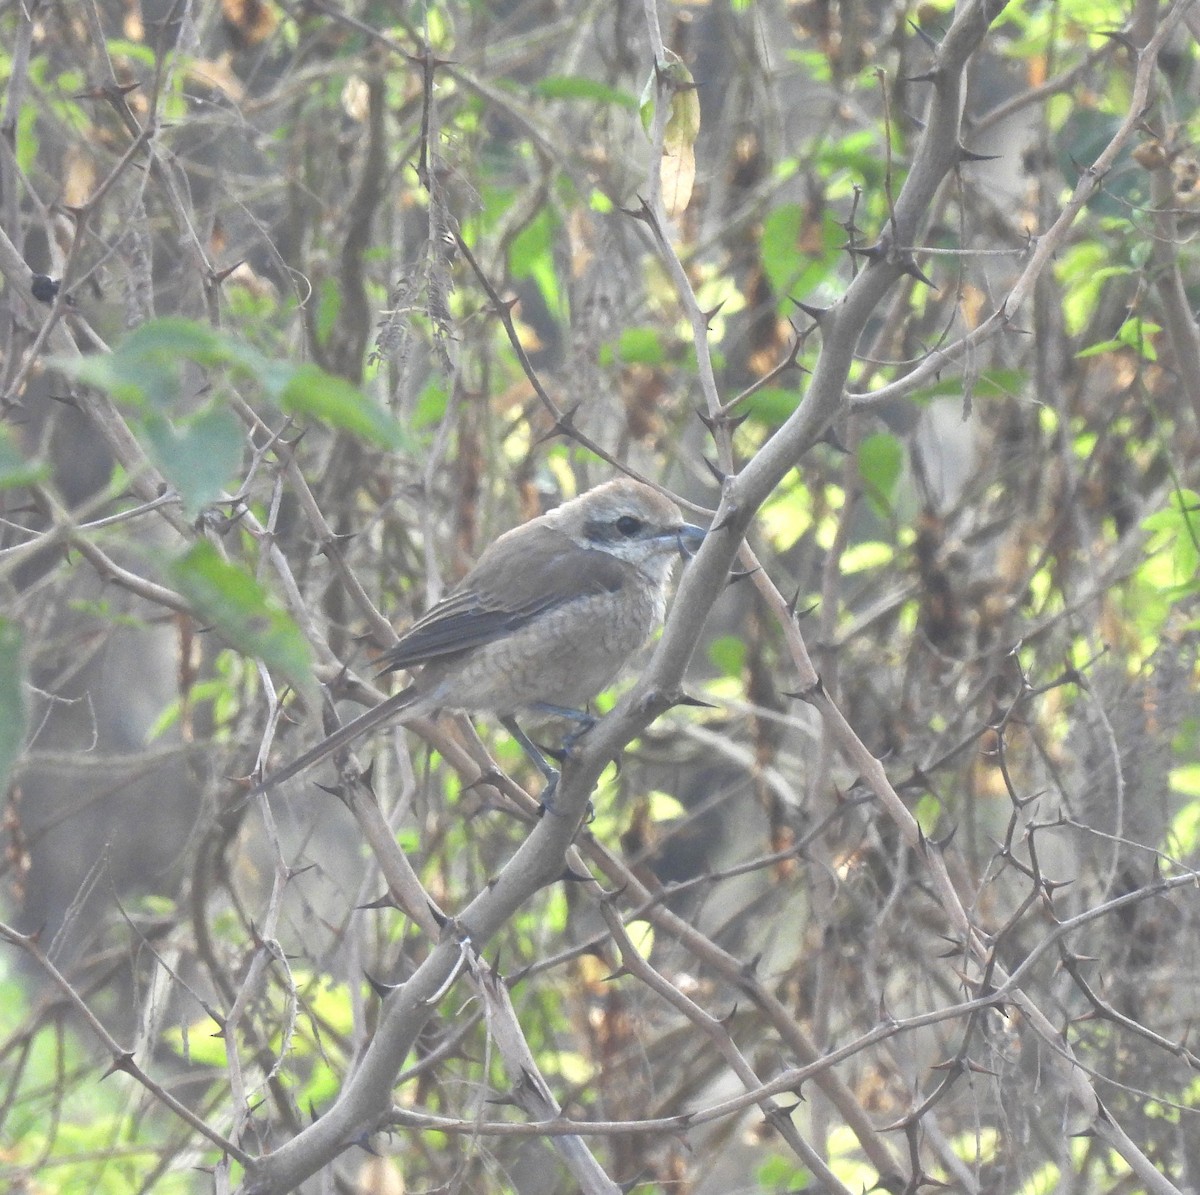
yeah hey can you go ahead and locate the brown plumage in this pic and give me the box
[254,479,704,797]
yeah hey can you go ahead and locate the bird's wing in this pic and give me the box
[377,523,629,673]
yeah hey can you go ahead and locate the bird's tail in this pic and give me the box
[250,687,419,795]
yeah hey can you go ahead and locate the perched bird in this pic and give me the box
[254,478,706,802]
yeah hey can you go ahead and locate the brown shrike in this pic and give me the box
[255,478,706,803]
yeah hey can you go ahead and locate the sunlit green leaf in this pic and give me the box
[708,634,746,678]
[747,386,800,428]
[163,1021,228,1068]
[841,540,894,573]
[535,76,638,109]
[616,327,664,365]
[509,208,561,314]
[646,789,686,821]
[169,543,315,705]
[858,432,903,517]
[277,363,409,451]
[315,276,342,346]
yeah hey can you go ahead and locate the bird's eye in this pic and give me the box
[615,515,643,537]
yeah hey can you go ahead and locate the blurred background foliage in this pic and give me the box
[3,0,1200,1191]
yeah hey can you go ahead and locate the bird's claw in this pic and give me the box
[536,775,594,823]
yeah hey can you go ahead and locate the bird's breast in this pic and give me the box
[415,578,663,715]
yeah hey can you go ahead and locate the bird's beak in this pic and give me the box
[676,523,706,559]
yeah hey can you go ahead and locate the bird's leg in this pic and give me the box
[528,703,595,753]
[501,706,597,816]
[499,715,563,814]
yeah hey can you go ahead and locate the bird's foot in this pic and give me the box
[536,776,594,824]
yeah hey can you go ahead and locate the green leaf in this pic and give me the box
[119,317,227,364]
[56,318,409,454]
[760,203,843,305]
[841,540,894,573]
[747,386,800,428]
[708,634,746,679]
[315,277,342,346]
[0,620,27,791]
[142,408,245,518]
[904,369,1026,402]
[857,432,903,517]
[509,208,560,314]
[276,364,410,451]
[0,429,50,489]
[616,327,665,365]
[760,203,804,297]
[413,379,449,430]
[163,1021,228,1068]
[169,543,315,705]
[535,76,638,109]
[15,102,38,175]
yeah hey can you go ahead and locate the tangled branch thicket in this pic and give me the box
[3,1,1200,1192]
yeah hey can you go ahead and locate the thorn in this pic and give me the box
[671,691,718,710]
[210,260,247,285]
[701,456,728,484]
[908,19,941,50]
[559,866,592,883]
[904,70,940,84]
[931,823,958,850]
[787,592,816,619]
[782,676,825,704]
[702,299,726,328]
[536,401,582,445]
[790,298,828,322]
[696,407,750,434]
[844,240,886,260]
[726,564,759,586]
[899,256,936,289]
[364,972,400,999]
[348,1129,381,1155]
[1097,28,1136,54]
[707,507,741,534]
[617,197,654,224]
[957,144,1002,163]
[929,1055,964,1072]
[357,892,400,911]
[1041,876,1074,893]
[100,1051,136,1080]
[463,767,506,794]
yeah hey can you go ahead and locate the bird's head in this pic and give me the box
[547,478,706,583]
